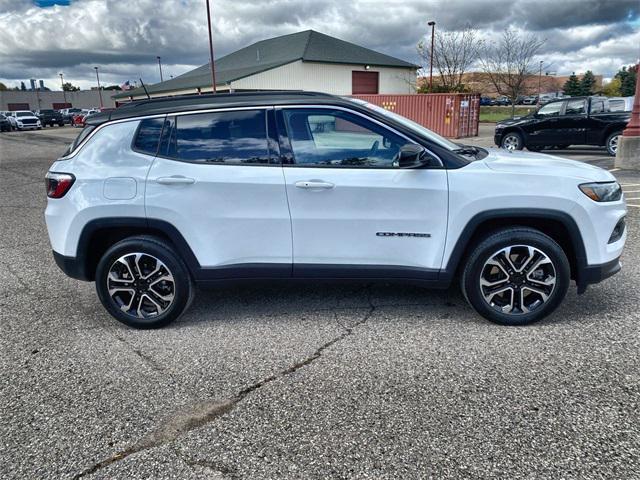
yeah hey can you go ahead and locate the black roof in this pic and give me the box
[113,30,417,100]
[88,91,350,125]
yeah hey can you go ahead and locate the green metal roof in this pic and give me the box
[113,30,417,99]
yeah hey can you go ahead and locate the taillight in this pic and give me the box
[45,172,75,198]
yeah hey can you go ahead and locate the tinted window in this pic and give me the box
[537,102,562,117]
[133,118,164,155]
[173,110,269,164]
[590,99,604,114]
[283,109,406,168]
[608,100,625,112]
[565,99,586,115]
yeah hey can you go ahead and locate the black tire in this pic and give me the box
[500,131,523,151]
[606,131,621,156]
[461,227,570,326]
[95,235,194,329]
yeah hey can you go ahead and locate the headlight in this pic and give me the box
[579,182,622,202]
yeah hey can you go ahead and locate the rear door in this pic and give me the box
[278,106,448,279]
[144,108,293,279]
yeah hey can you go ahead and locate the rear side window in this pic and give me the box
[564,99,585,115]
[172,110,269,164]
[133,118,164,156]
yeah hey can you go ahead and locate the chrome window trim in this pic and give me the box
[60,104,443,168]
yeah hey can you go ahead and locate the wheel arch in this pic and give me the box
[73,218,200,281]
[500,126,527,144]
[441,209,587,287]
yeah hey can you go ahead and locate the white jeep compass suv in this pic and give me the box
[45,92,627,328]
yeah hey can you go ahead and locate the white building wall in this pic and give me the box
[0,90,116,110]
[230,60,416,95]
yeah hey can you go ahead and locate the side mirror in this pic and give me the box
[398,144,429,168]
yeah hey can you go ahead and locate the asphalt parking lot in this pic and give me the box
[1,126,639,479]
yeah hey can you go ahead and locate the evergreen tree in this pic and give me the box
[617,65,637,96]
[20,81,26,91]
[563,73,581,96]
[579,70,596,96]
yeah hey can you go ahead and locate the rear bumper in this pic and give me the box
[576,256,621,294]
[52,250,91,281]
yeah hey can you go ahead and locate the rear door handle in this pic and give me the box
[155,176,195,185]
[295,180,335,189]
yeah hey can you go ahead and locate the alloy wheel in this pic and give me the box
[609,135,619,154]
[106,253,175,318]
[502,134,520,151]
[480,245,556,315]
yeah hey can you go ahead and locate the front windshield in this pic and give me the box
[346,98,461,151]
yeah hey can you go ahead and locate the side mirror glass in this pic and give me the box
[398,144,429,169]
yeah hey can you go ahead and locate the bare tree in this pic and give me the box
[417,26,482,92]
[480,29,545,116]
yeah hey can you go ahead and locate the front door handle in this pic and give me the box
[155,176,196,185]
[295,180,335,189]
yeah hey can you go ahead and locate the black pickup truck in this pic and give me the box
[494,96,631,156]
[37,109,65,127]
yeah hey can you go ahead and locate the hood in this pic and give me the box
[496,115,533,128]
[482,148,615,182]
[16,115,39,120]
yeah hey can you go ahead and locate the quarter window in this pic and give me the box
[172,110,269,164]
[282,109,406,168]
[133,118,164,156]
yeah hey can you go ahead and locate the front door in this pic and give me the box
[278,107,448,279]
[526,101,564,146]
[145,109,292,279]
[558,98,587,145]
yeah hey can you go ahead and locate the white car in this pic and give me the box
[8,110,42,130]
[44,92,626,329]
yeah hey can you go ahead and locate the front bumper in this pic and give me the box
[493,131,503,146]
[576,256,621,294]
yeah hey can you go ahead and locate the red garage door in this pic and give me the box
[352,71,379,94]
[8,103,30,111]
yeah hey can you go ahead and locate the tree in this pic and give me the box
[20,81,26,91]
[62,82,80,92]
[0,82,7,91]
[479,29,545,116]
[417,25,483,92]
[602,77,622,97]
[615,65,637,97]
[579,70,596,96]
[563,73,581,96]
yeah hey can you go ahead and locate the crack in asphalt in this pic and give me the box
[72,289,377,479]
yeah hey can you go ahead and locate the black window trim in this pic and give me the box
[153,106,281,167]
[275,104,444,169]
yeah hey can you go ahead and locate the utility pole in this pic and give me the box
[428,21,436,92]
[59,73,68,106]
[157,56,163,82]
[206,0,217,93]
[94,66,103,108]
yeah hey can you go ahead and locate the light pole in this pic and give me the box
[59,73,68,106]
[94,66,103,108]
[537,60,543,105]
[428,21,436,92]
[206,0,217,93]
[157,56,163,82]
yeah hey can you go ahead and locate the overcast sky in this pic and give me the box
[0,0,638,91]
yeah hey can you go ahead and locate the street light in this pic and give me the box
[537,60,543,105]
[205,0,217,93]
[59,72,67,106]
[428,21,436,92]
[94,66,103,109]
[157,56,163,82]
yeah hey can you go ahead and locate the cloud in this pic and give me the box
[0,0,637,91]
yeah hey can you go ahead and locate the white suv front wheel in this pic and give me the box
[461,227,570,326]
[95,236,193,328]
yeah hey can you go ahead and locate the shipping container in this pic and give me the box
[351,93,480,139]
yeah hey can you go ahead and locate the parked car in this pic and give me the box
[71,109,99,128]
[0,113,11,132]
[8,110,42,130]
[36,109,65,127]
[60,108,83,124]
[522,96,538,105]
[494,96,512,106]
[45,91,626,329]
[494,96,631,156]
[608,96,634,112]
[480,97,494,106]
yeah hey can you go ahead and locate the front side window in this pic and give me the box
[282,108,406,168]
[565,99,586,115]
[172,109,269,164]
[537,102,562,117]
